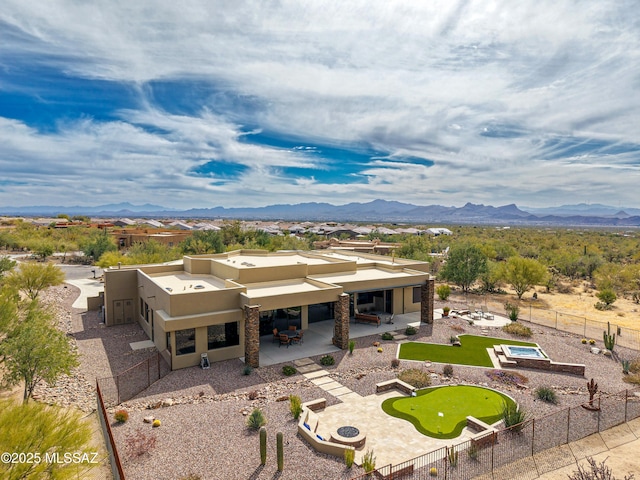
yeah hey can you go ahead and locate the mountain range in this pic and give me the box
[2,200,640,226]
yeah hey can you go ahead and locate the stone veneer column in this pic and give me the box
[332,293,350,349]
[421,278,435,324]
[244,304,261,368]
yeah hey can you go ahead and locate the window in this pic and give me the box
[207,322,240,350]
[166,332,172,353]
[144,302,150,323]
[413,287,421,304]
[140,298,144,318]
[175,328,196,356]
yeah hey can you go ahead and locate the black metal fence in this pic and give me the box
[350,388,640,480]
[97,352,171,407]
[96,381,125,480]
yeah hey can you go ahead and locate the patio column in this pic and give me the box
[244,304,261,368]
[421,278,434,324]
[333,293,350,349]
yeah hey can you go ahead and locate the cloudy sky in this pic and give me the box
[1,1,639,209]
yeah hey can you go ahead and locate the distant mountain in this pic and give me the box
[522,203,640,217]
[3,200,640,226]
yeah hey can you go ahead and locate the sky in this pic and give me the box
[1,1,639,210]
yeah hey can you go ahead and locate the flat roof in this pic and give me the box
[148,272,227,293]
[213,253,336,269]
[317,251,397,265]
[244,279,332,297]
[310,267,427,285]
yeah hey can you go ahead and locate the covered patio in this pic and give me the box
[257,312,422,366]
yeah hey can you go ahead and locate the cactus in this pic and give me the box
[447,446,458,467]
[587,378,598,408]
[622,359,631,374]
[259,427,267,465]
[276,431,284,471]
[603,321,616,352]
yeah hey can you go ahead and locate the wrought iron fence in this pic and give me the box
[97,351,171,407]
[350,388,640,480]
[96,380,125,480]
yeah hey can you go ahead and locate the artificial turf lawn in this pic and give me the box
[381,385,515,439]
[398,334,537,367]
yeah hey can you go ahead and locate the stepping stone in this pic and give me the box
[319,381,343,391]
[310,377,334,386]
[297,364,322,374]
[329,386,353,396]
[303,369,330,379]
[337,392,362,402]
[294,358,315,367]
[393,334,408,340]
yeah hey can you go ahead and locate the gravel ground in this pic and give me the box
[35,284,640,480]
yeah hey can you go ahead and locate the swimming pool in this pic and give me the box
[502,345,547,359]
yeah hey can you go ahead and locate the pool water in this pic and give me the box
[503,345,545,358]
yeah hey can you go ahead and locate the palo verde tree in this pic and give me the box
[0,302,79,402]
[499,256,548,299]
[0,399,94,480]
[439,244,488,293]
[4,262,65,301]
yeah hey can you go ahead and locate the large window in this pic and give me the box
[207,322,240,350]
[166,332,172,353]
[413,287,421,303]
[175,328,196,356]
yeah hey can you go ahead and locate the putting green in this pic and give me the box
[398,335,536,367]
[381,385,514,439]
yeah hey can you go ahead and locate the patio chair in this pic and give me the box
[279,334,291,348]
[481,306,494,320]
[272,328,279,343]
[293,330,304,344]
[288,325,297,331]
[386,314,395,324]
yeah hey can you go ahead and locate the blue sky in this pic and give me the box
[1,1,639,209]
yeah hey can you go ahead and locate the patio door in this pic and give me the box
[385,289,393,314]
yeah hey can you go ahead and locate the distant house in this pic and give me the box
[424,227,452,236]
[113,218,136,227]
[374,227,397,235]
[169,221,193,231]
[193,223,221,231]
[141,219,165,228]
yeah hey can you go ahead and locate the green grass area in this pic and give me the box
[398,334,537,367]
[381,385,515,439]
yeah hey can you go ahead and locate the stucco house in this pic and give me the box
[103,249,434,370]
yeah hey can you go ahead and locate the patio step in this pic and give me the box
[393,333,408,340]
[297,363,323,374]
[294,357,315,367]
[303,369,330,380]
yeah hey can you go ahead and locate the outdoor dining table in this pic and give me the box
[279,330,300,338]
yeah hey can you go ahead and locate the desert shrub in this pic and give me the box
[320,354,335,366]
[391,358,400,368]
[624,358,640,385]
[348,340,355,354]
[467,443,479,460]
[246,408,267,430]
[114,409,129,423]
[442,306,451,316]
[398,368,431,388]
[556,282,573,294]
[405,325,417,336]
[502,323,532,337]
[449,335,458,344]
[504,302,520,321]
[535,386,558,404]
[381,332,394,341]
[502,401,527,432]
[362,449,376,473]
[152,419,161,427]
[436,284,451,301]
[125,430,157,457]
[344,448,355,468]
[568,456,635,480]
[430,466,438,476]
[486,369,528,387]
[243,365,253,375]
[377,347,383,353]
[289,395,302,419]
[282,365,297,376]
[596,289,617,306]
[629,357,640,374]
[443,364,454,377]
[248,390,259,400]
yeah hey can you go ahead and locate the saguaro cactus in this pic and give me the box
[259,427,267,465]
[276,431,284,471]
[587,378,598,408]
[603,322,616,352]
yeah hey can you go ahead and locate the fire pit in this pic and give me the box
[330,425,366,448]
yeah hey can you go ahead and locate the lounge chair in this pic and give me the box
[481,306,494,320]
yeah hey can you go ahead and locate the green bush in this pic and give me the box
[443,364,454,377]
[320,355,335,366]
[535,386,558,404]
[282,365,297,376]
[398,368,431,388]
[348,340,355,354]
[391,358,400,368]
[504,302,520,321]
[502,322,532,337]
[114,409,129,423]
[501,401,526,432]
[405,325,417,336]
[246,408,267,430]
[344,448,355,468]
[289,395,303,419]
[362,449,376,473]
[243,365,253,375]
[381,332,394,341]
[436,284,451,301]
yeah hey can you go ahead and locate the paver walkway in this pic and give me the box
[296,357,362,401]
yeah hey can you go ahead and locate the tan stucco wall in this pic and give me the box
[104,268,138,326]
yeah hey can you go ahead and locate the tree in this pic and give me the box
[596,289,617,307]
[0,289,19,334]
[479,260,502,293]
[81,230,116,262]
[568,456,634,480]
[0,303,79,402]
[4,262,65,301]
[439,244,488,293]
[0,255,17,279]
[499,256,547,299]
[0,399,94,480]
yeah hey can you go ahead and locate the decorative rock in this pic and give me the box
[143,416,154,423]
[276,395,288,402]
[590,347,600,354]
[162,398,174,407]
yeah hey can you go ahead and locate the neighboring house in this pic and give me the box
[111,229,192,248]
[113,218,136,227]
[103,249,435,370]
[141,219,165,228]
[424,227,453,236]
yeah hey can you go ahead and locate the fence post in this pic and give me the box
[625,390,628,422]
[531,418,535,456]
[566,406,571,444]
[555,311,558,329]
[597,397,601,432]
[116,375,120,405]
